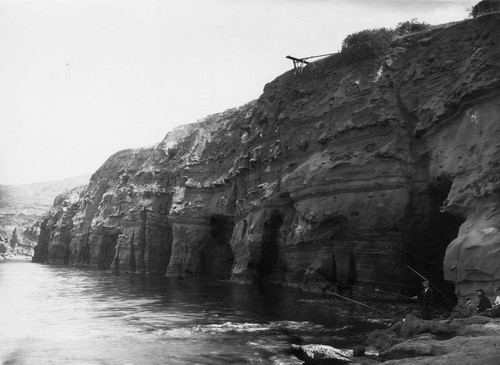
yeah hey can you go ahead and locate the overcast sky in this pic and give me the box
[0,0,477,185]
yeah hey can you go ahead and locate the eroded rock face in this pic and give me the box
[33,186,85,264]
[35,15,500,294]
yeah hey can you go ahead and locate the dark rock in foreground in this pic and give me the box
[365,315,500,364]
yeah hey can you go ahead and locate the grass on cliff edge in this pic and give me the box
[340,19,430,64]
[341,0,499,64]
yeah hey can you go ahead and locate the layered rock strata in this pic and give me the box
[34,15,500,296]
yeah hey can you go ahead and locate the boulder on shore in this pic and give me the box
[399,315,455,339]
[290,344,352,364]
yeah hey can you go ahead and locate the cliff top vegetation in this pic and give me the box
[340,0,495,64]
[340,19,430,64]
[469,0,500,18]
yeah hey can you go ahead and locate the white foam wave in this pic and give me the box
[156,320,328,339]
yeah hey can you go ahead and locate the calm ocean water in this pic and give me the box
[0,262,389,364]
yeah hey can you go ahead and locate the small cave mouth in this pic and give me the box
[323,216,356,293]
[98,233,119,270]
[78,233,91,265]
[256,210,284,297]
[257,210,284,275]
[209,215,234,244]
[198,215,235,278]
[407,175,465,305]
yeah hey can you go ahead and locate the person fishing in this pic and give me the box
[412,280,433,320]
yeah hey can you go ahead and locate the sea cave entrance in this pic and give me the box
[407,175,465,304]
[98,232,119,270]
[198,215,235,278]
[257,210,283,275]
[256,209,284,297]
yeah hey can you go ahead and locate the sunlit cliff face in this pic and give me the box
[34,14,500,297]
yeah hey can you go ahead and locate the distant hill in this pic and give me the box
[0,174,91,257]
[0,175,91,216]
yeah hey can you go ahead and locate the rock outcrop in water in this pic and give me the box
[34,15,500,297]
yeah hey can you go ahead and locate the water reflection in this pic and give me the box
[0,262,386,364]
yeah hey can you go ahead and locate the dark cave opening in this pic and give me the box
[318,215,354,291]
[198,215,235,278]
[347,253,358,291]
[209,215,234,244]
[256,210,284,297]
[257,210,283,275]
[79,233,91,265]
[49,244,71,265]
[407,175,465,305]
[98,233,119,270]
[128,231,136,273]
[145,226,173,276]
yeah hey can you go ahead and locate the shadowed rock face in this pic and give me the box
[33,186,86,264]
[34,15,500,296]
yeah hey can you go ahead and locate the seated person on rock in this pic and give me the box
[485,287,500,318]
[447,297,475,322]
[476,288,492,314]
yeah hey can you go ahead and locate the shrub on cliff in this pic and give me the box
[469,0,500,17]
[340,28,395,63]
[395,19,430,35]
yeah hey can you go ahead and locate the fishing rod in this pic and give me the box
[406,265,454,306]
[374,288,420,301]
[326,291,397,319]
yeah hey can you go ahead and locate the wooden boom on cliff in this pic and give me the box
[286,52,336,75]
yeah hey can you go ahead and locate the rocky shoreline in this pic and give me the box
[0,253,32,261]
[290,314,500,364]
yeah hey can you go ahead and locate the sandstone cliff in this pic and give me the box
[34,14,500,298]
